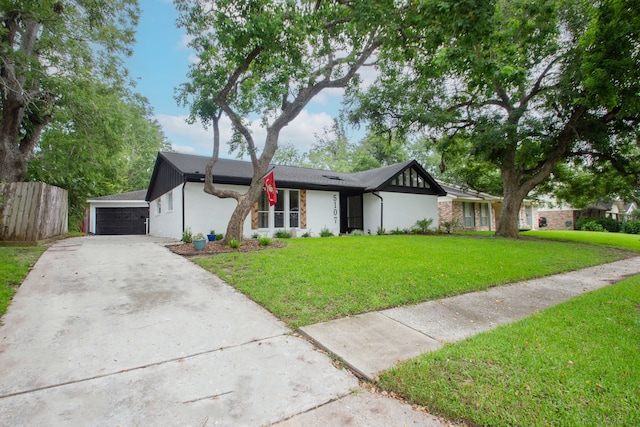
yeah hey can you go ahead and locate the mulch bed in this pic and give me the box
[168,239,287,256]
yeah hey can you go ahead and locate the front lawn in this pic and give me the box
[195,235,630,327]
[0,246,46,318]
[523,229,640,252]
[380,275,640,426]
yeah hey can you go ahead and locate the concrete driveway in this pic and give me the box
[0,236,362,426]
[1,235,449,427]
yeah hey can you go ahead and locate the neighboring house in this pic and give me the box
[145,152,446,240]
[538,199,637,230]
[86,190,149,235]
[437,182,539,231]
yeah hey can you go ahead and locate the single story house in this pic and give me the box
[145,152,446,239]
[86,190,149,235]
[437,182,539,231]
[537,199,637,230]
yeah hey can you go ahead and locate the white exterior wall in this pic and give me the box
[148,185,184,239]
[148,183,341,239]
[364,192,438,234]
[363,193,382,234]
[183,183,249,238]
[304,190,340,237]
[88,200,148,234]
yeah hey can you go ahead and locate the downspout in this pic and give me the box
[372,192,384,233]
[182,177,187,234]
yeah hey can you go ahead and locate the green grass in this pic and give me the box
[0,245,46,318]
[379,275,640,426]
[523,229,640,252]
[195,235,630,327]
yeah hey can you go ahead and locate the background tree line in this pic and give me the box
[0,0,169,229]
[2,0,638,237]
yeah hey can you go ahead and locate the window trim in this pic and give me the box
[166,192,174,212]
[463,202,475,227]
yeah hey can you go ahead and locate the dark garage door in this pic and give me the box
[96,207,148,235]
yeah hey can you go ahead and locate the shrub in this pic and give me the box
[622,220,640,234]
[301,232,311,238]
[258,236,272,246]
[377,227,386,235]
[390,228,405,235]
[181,227,193,243]
[413,218,434,234]
[575,216,620,232]
[216,233,224,241]
[440,219,461,234]
[350,229,364,236]
[229,238,240,248]
[193,232,205,240]
[274,229,293,238]
[320,227,334,237]
[580,220,605,232]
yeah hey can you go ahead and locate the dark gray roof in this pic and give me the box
[146,152,446,201]
[88,190,147,202]
[159,151,365,190]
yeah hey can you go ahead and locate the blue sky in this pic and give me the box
[125,0,365,158]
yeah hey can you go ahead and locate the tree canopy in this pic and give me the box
[0,0,139,182]
[176,0,392,241]
[27,79,170,228]
[350,0,640,237]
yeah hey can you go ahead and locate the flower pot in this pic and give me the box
[207,234,216,242]
[193,239,207,251]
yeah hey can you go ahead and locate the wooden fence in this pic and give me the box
[0,182,68,244]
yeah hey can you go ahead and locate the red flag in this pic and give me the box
[263,170,277,206]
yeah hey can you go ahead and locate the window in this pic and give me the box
[258,190,269,228]
[156,199,161,215]
[289,190,299,227]
[167,192,173,212]
[274,192,285,228]
[257,189,300,229]
[480,203,489,226]
[390,167,430,189]
[463,202,475,227]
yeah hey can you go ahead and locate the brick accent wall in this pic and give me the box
[438,200,453,226]
[438,200,497,231]
[538,210,575,230]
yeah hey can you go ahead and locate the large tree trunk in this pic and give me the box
[495,184,528,238]
[221,179,265,244]
[0,137,27,182]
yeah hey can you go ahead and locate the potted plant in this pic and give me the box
[193,233,207,250]
[207,229,216,241]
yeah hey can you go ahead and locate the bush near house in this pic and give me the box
[621,220,640,234]
[575,216,620,232]
[581,220,605,232]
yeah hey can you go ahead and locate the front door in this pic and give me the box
[340,193,363,234]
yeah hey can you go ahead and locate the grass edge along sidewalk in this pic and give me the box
[0,245,46,318]
[379,274,640,427]
[195,232,639,426]
[195,234,633,327]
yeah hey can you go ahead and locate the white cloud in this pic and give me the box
[155,109,336,158]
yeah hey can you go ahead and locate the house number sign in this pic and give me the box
[333,194,338,223]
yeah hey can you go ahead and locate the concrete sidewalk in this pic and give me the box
[300,256,640,382]
[0,236,449,426]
